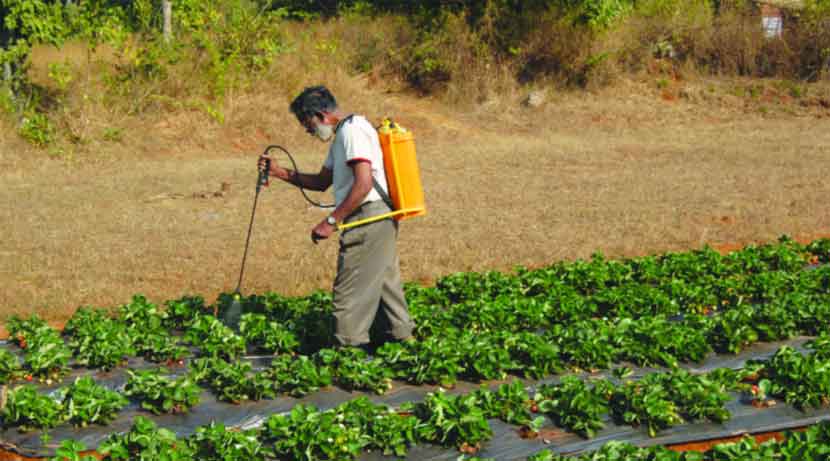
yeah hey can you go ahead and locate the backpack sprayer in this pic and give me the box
[222,119,426,326]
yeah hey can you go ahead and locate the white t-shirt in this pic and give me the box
[323,115,389,207]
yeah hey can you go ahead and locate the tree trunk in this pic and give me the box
[2,62,10,83]
[162,0,173,43]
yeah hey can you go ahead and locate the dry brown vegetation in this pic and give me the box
[1,11,830,334]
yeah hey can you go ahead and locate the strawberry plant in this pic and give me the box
[753,345,830,410]
[164,295,207,329]
[708,305,760,354]
[239,313,299,355]
[614,316,711,367]
[119,295,168,330]
[6,313,48,348]
[134,329,189,363]
[502,331,563,379]
[261,403,364,461]
[314,347,393,394]
[187,422,265,461]
[190,357,275,403]
[410,389,493,451]
[264,354,333,397]
[1,385,64,430]
[653,370,731,423]
[458,332,516,381]
[119,295,189,363]
[549,319,616,370]
[99,416,194,460]
[226,290,336,353]
[0,349,22,383]
[752,300,799,342]
[808,333,830,361]
[49,440,98,461]
[22,325,71,383]
[335,397,418,457]
[534,376,610,438]
[124,368,201,415]
[61,376,128,427]
[6,314,70,381]
[185,315,246,360]
[609,377,683,437]
[376,336,464,387]
[472,380,532,426]
[64,308,135,370]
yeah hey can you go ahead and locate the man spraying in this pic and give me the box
[258,85,415,350]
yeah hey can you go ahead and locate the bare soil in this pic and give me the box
[2,74,830,336]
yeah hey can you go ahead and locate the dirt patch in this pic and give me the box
[2,76,830,329]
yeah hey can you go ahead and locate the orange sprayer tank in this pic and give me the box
[378,119,426,221]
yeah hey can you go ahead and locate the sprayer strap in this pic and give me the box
[338,113,395,212]
[373,177,395,211]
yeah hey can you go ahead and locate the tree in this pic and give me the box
[162,0,172,42]
[0,0,67,108]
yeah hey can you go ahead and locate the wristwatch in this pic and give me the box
[326,215,337,226]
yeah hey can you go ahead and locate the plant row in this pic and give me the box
[2,298,828,409]
[5,283,830,387]
[3,237,830,392]
[32,375,830,461]
[5,336,829,449]
[527,420,830,461]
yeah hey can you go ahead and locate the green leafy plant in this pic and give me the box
[535,376,610,438]
[654,370,731,423]
[99,416,194,460]
[377,336,464,387]
[187,421,265,461]
[0,349,22,383]
[49,440,98,461]
[261,403,364,461]
[473,380,532,426]
[239,313,299,355]
[609,377,683,437]
[264,354,332,397]
[62,376,128,427]
[1,385,64,430]
[11,319,72,383]
[411,389,493,452]
[164,295,208,329]
[190,357,274,403]
[185,315,246,359]
[753,345,830,410]
[64,308,135,370]
[315,347,393,394]
[335,397,418,457]
[124,368,201,414]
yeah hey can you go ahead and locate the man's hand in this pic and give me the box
[258,155,290,181]
[311,220,335,244]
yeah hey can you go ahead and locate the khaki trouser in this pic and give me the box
[333,201,414,346]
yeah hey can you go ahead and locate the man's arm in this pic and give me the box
[260,154,332,192]
[329,161,373,223]
[283,166,333,192]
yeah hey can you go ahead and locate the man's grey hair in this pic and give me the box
[290,85,338,123]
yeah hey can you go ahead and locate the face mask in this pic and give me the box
[313,121,334,142]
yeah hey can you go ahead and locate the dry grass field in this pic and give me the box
[2,69,830,335]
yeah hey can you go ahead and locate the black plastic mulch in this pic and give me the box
[0,336,825,459]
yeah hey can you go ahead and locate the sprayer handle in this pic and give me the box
[257,157,271,191]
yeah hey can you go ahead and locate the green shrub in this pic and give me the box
[19,112,55,147]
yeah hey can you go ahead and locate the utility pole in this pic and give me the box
[162,0,173,43]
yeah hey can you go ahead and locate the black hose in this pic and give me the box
[264,145,334,209]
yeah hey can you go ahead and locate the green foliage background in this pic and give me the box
[1,0,829,147]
